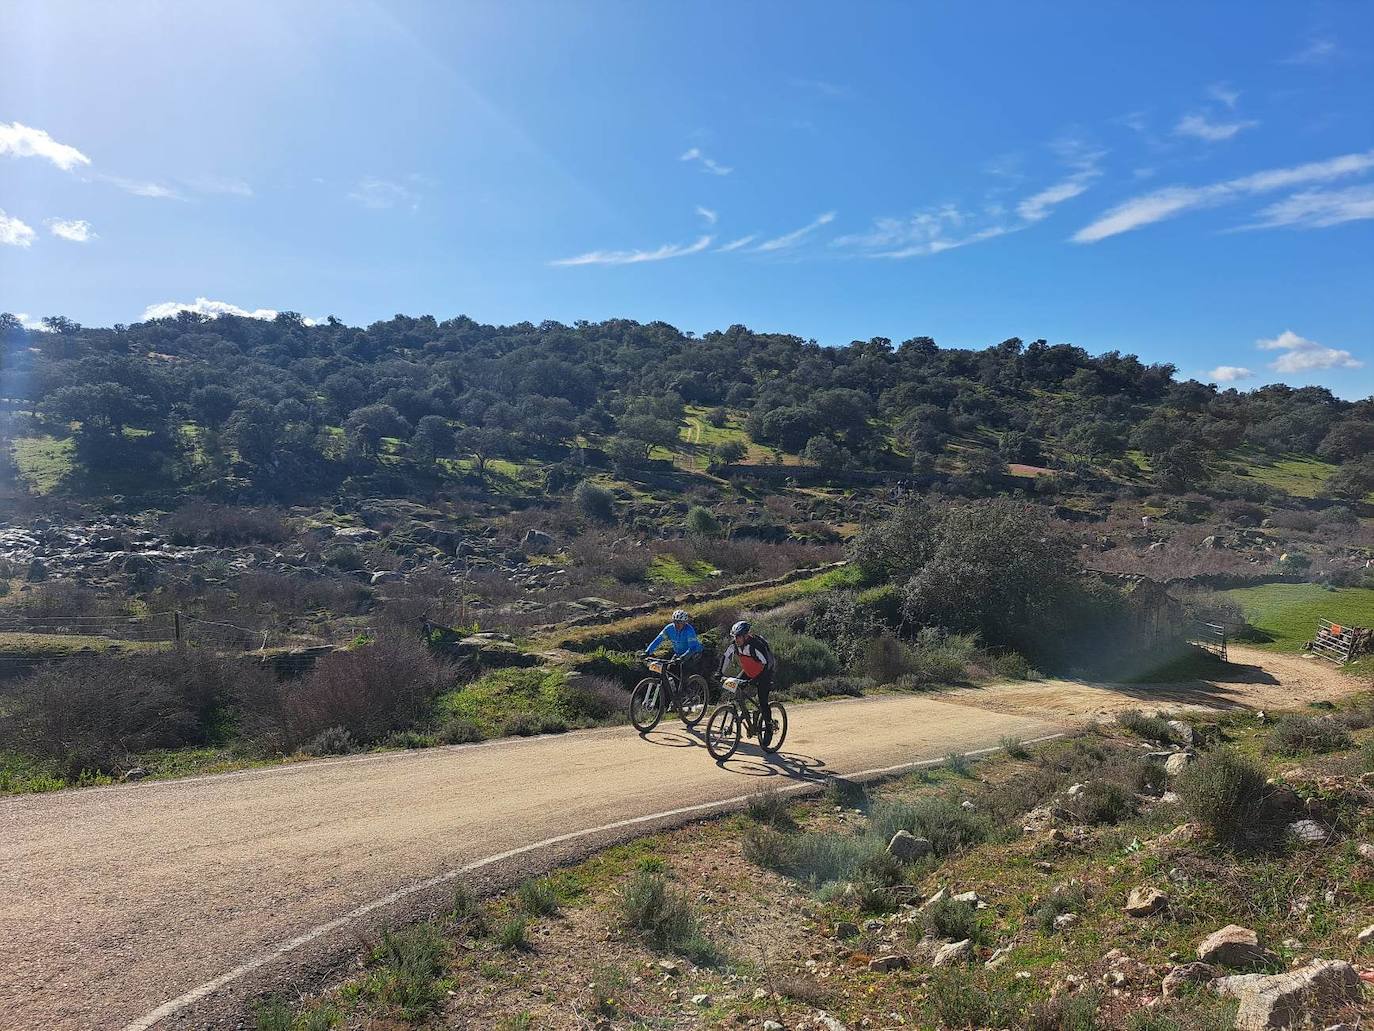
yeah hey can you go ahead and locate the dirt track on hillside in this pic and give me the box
[0,649,1362,1031]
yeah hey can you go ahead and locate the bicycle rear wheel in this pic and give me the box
[705,704,742,761]
[760,702,788,754]
[679,674,708,727]
[629,678,665,733]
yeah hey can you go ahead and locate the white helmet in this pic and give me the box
[672,609,690,623]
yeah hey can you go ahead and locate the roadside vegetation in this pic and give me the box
[256,691,1374,1029]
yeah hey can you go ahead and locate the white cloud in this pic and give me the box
[1207,83,1241,109]
[0,210,36,247]
[1017,173,1098,222]
[1073,149,1374,242]
[46,218,95,242]
[551,235,714,267]
[348,176,419,210]
[833,205,1019,258]
[0,122,90,171]
[1241,183,1374,230]
[717,235,757,252]
[1174,113,1259,142]
[1283,38,1337,65]
[141,297,318,323]
[12,313,49,331]
[1205,365,1254,382]
[696,205,718,225]
[100,174,182,199]
[680,147,732,176]
[754,211,835,252]
[1258,330,1363,374]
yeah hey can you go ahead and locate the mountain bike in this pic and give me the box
[629,656,708,733]
[705,676,789,761]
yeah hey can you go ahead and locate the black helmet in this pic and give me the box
[730,620,751,637]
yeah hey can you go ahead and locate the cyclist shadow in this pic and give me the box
[715,746,831,783]
[637,726,708,748]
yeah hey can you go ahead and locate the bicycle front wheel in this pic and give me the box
[705,704,742,762]
[629,678,665,733]
[679,674,708,727]
[760,702,788,754]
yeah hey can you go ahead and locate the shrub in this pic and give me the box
[742,825,794,869]
[306,726,357,756]
[925,895,982,943]
[1118,709,1175,744]
[787,675,872,700]
[944,751,973,777]
[1029,991,1101,1031]
[1361,739,1374,773]
[574,481,616,523]
[165,501,289,546]
[496,915,529,950]
[926,971,1026,1029]
[516,878,560,917]
[1032,883,1087,935]
[684,505,721,537]
[438,719,484,745]
[1000,735,1030,759]
[869,797,988,857]
[756,625,839,691]
[282,635,450,747]
[1264,715,1353,756]
[619,872,720,965]
[1176,748,1277,847]
[364,922,447,1019]
[0,648,276,777]
[1065,780,1138,825]
[744,788,793,827]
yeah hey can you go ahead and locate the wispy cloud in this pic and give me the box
[680,147,732,176]
[1283,37,1337,65]
[0,122,90,171]
[141,297,318,323]
[696,205,718,225]
[99,174,183,200]
[1017,138,1104,221]
[1073,149,1374,242]
[834,205,1017,258]
[755,212,836,252]
[1174,113,1259,142]
[1207,83,1241,110]
[551,235,714,267]
[1240,183,1374,230]
[348,176,420,210]
[1205,365,1254,383]
[789,77,852,97]
[717,235,756,252]
[186,175,254,197]
[0,209,36,247]
[46,218,95,242]
[1258,330,1362,374]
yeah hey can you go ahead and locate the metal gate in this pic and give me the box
[1310,619,1372,665]
[1189,620,1228,662]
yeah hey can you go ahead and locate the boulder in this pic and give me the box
[1166,720,1195,746]
[1053,913,1081,931]
[521,528,555,553]
[1125,886,1169,917]
[334,526,380,542]
[951,891,983,907]
[1197,925,1269,968]
[868,954,909,973]
[1358,842,1374,863]
[1164,752,1196,777]
[1216,960,1362,1031]
[833,921,859,939]
[887,830,932,862]
[931,940,972,968]
[369,571,404,586]
[1287,819,1331,845]
[1162,962,1215,998]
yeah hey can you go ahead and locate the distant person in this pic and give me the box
[719,620,777,732]
[644,609,703,679]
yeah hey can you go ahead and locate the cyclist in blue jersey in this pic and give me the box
[645,609,704,683]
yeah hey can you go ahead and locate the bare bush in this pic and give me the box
[0,648,276,776]
[164,501,290,546]
[280,635,453,746]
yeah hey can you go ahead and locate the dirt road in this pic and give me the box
[0,650,1358,1030]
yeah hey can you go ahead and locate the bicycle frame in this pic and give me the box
[643,656,686,707]
[718,676,764,736]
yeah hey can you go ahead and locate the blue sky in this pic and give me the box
[2,1,1371,397]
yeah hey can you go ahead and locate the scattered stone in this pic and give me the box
[985,947,1013,970]
[931,940,972,968]
[1197,925,1269,969]
[1164,752,1195,777]
[887,830,932,862]
[1014,971,1032,980]
[868,954,910,973]
[1166,720,1194,745]
[959,799,976,811]
[1103,971,1129,988]
[369,570,403,585]
[1066,782,1086,798]
[1053,913,1081,931]
[951,891,983,907]
[690,993,711,1006]
[1355,843,1374,863]
[920,888,948,910]
[764,1022,784,1031]
[520,528,554,552]
[834,920,860,939]
[1216,960,1362,1031]
[656,959,680,976]
[1356,925,1374,943]
[1125,886,1169,917]
[1287,819,1331,845]
[863,919,884,932]
[1163,963,1216,998]
[120,767,147,783]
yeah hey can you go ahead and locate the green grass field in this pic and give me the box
[1225,583,1374,666]
[10,435,75,494]
[1225,448,1338,499]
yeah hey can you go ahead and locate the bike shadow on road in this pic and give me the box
[638,725,831,784]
